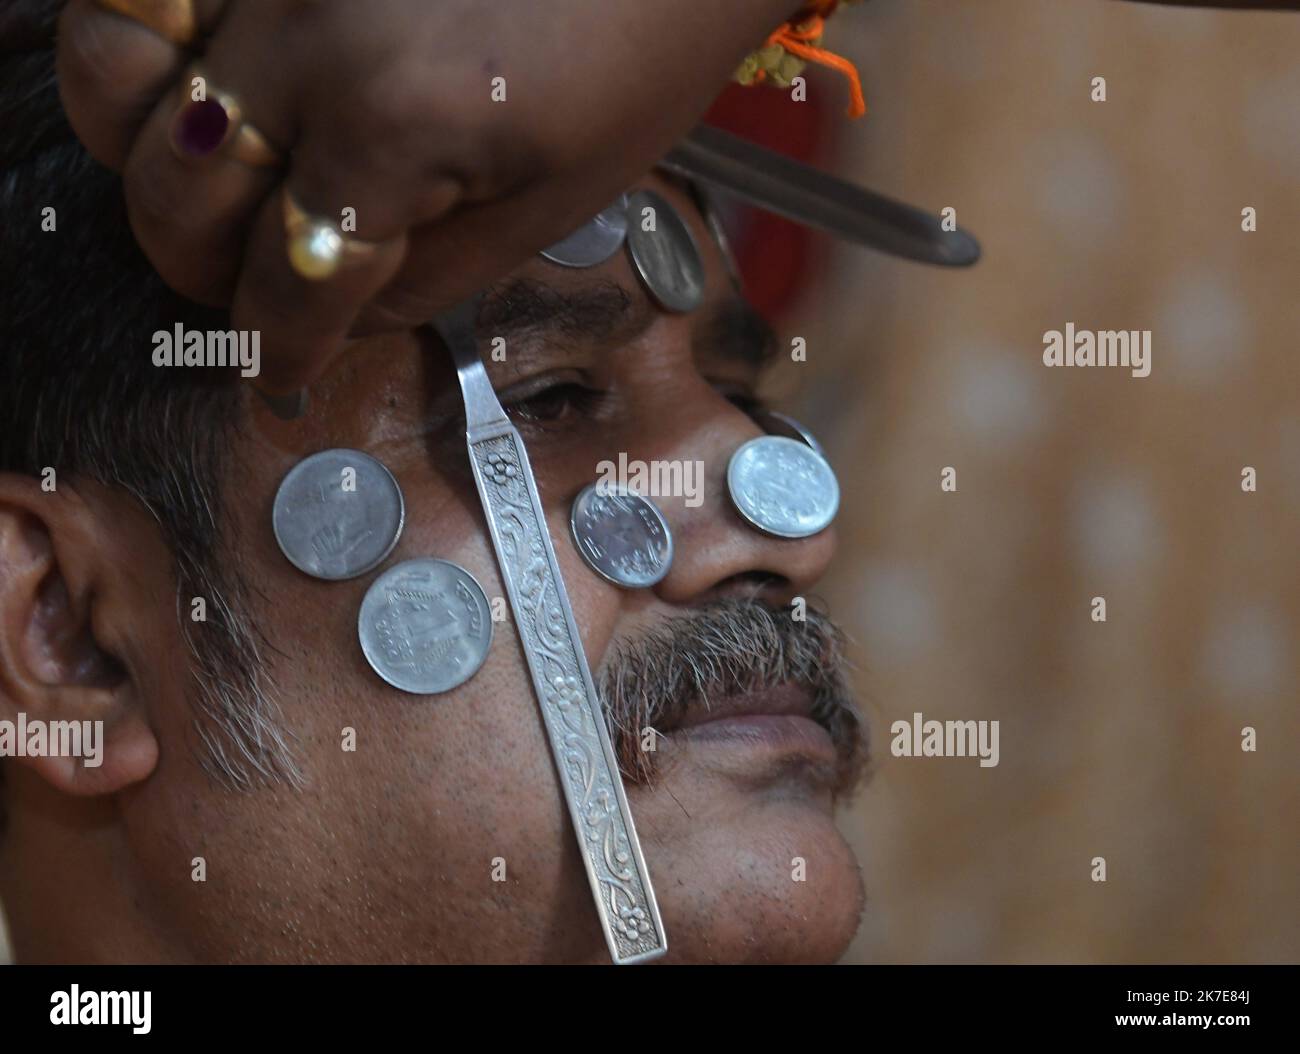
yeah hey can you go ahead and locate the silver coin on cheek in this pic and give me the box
[540,194,630,268]
[625,189,705,313]
[726,435,840,539]
[570,483,674,588]
[272,448,405,580]
[358,558,494,695]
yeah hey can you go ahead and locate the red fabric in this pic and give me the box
[702,82,835,323]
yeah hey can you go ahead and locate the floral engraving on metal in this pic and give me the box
[437,295,666,964]
[467,433,665,962]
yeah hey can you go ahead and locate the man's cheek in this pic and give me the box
[285,676,566,947]
[272,462,629,893]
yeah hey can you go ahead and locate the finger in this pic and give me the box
[289,54,475,242]
[227,65,476,393]
[120,58,291,305]
[229,184,408,395]
[354,202,543,335]
[55,0,187,168]
[113,3,310,305]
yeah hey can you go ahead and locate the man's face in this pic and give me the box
[111,172,867,963]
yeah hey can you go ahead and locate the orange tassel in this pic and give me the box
[739,1,867,119]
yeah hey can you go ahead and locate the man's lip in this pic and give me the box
[668,682,816,731]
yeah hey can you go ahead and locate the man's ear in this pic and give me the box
[0,473,158,796]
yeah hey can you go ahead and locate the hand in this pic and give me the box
[55,0,799,395]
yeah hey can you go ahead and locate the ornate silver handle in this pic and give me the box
[434,297,667,964]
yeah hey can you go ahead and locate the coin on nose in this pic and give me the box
[727,436,840,538]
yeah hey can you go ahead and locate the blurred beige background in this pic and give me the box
[775,0,1298,962]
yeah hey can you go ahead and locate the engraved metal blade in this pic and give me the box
[432,295,667,965]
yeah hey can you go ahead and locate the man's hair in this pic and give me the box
[0,2,302,816]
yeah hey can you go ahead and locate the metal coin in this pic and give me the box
[625,189,705,313]
[272,449,405,580]
[751,409,826,457]
[540,195,629,268]
[690,179,742,291]
[726,436,840,539]
[570,483,673,588]
[357,558,493,694]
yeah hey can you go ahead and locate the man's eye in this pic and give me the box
[505,383,598,424]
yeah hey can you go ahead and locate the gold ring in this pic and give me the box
[94,0,198,47]
[282,193,380,281]
[170,65,283,169]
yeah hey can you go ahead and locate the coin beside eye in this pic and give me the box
[272,448,405,581]
[570,483,674,588]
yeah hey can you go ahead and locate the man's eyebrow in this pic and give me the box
[694,293,780,372]
[473,275,778,373]
[477,276,653,347]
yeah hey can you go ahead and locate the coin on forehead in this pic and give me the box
[625,189,705,313]
[272,449,405,580]
[540,194,630,268]
[726,436,840,539]
[358,558,494,695]
[570,483,674,589]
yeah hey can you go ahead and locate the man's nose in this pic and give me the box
[647,395,838,608]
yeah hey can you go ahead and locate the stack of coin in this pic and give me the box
[274,450,494,694]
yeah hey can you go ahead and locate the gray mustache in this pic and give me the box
[596,597,868,790]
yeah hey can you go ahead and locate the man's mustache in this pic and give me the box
[596,597,868,793]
